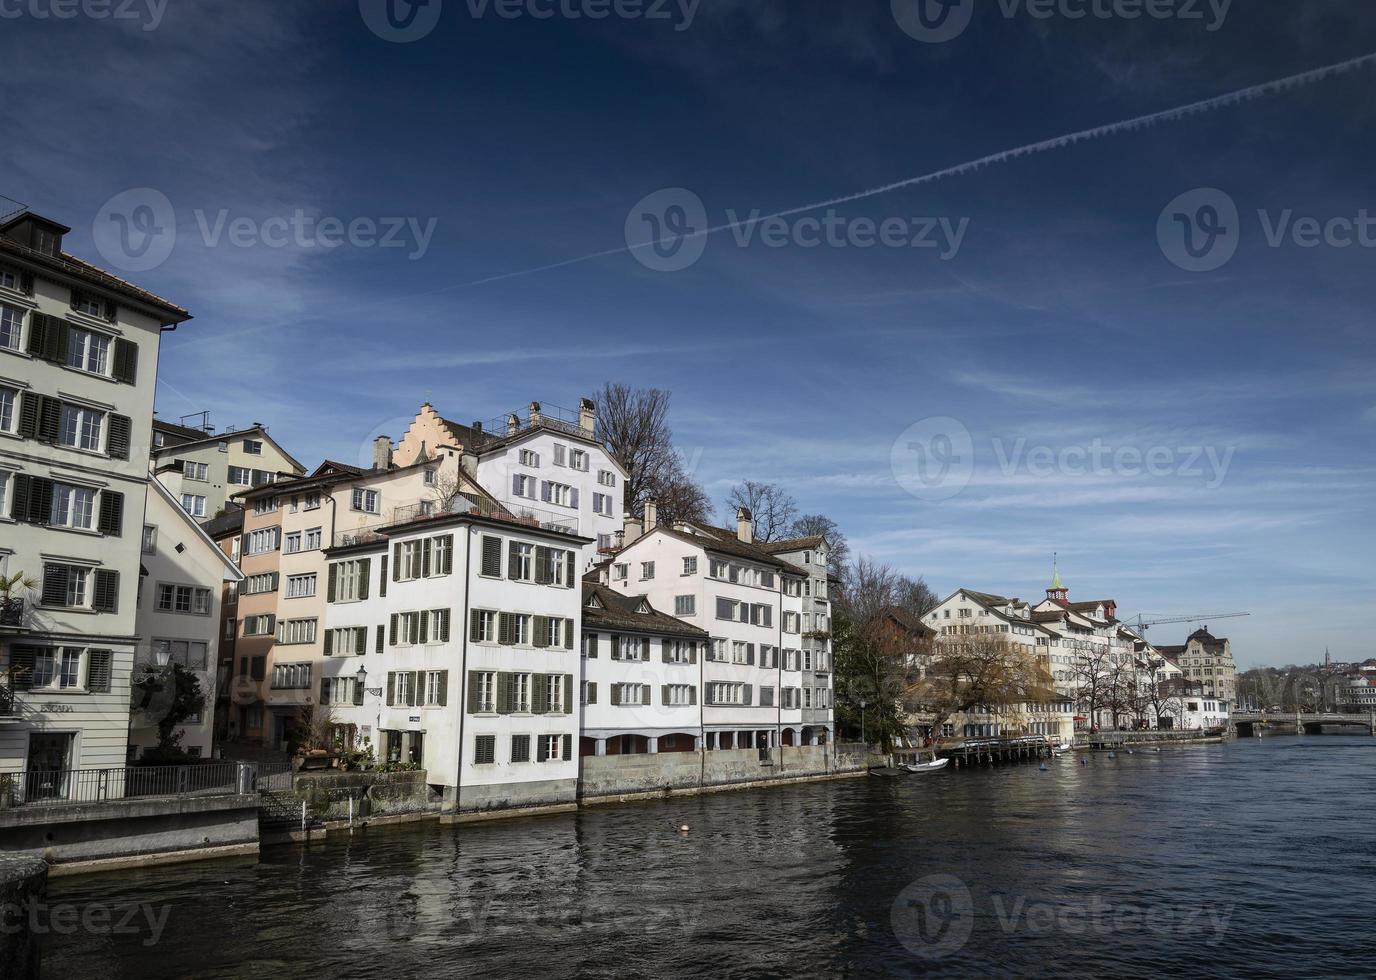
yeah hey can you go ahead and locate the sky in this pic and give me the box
[3,0,1374,667]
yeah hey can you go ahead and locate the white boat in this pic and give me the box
[903,758,949,774]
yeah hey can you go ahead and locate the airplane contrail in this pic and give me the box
[436,49,1376,293]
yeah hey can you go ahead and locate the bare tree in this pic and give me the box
[910,633,1055,746]
[723,481,797,542]
[834,555,935,624]
[789,513,850,579]
[596,382,710,525]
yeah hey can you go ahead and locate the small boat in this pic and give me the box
[868,766,908,778]
[903,759,950,775]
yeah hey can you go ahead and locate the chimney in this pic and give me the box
[529,401,542,428]
[506,413,520,435]
[643,498,658,531]
[624,516,644,545]
[612,529,625,551]
[471,420,483,448]
[373,435,393,471]
[736,506,754,544]
[578,397,596,436]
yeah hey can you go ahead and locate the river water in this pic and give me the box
[43,736,1375,978]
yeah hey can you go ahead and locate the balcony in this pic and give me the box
[474,401,593,446]
[333,494,578,549]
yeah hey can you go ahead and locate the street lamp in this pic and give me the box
[859,698,867,747]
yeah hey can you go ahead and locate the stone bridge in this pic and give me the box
[1232,711,1376,736]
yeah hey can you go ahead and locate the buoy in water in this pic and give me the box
[1107,752,1116,759]
[678,824,690,833]
[1039,763,1048,771]
[1080,757,1089,766]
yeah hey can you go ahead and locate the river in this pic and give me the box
[42,736,1375,978]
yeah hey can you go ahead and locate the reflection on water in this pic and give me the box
[46,737,1376,978]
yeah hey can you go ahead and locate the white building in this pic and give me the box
[601,505,834,750]
[0,208,190,793]
[1161,694,1230,731]
[129,478,243,759]
[151,419,304,520]
[321,506,590,813]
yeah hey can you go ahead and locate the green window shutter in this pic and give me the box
[689,686,697,706]
[537,736,549,762]
[466,672,480,713]
[507,541,520,580]
[438,609,450,642]
[481,536,501,577]
[534,546,550,584]
[106,414,132,460]
[662,642,671,664]
[93,569,119,612]
[97,490,124,537]
[587,681,596,705]
[533,615,548,648]
[611,635,620,660]
[379,556,388,596]
[743,684,753,706]
[532,674,548,714]
[562,734,572,761]
[564,674,573,711]
[327,564,337,602]
[392,543,401,580]
[376,625,385,653]
[441,535,454,574]
[422,538,432,578]
[86,649,112,693]
[564,551,576,587]
[498,612,514,645]
[689,642,698,665]
[610,683,622,706]
[36,396,61,444]
[386,672,395,706]
[8,646,36,690]
[25,313,47,359]
[409,672,421,707]
[438,670,448,707]
[418,611,429,645]
[112,338,138,384]
[470,613,482,643]
[356,627,367,652]
[389,613,398,646]
[564,619,574,650]
[358,558,370,600]
[662,684,670,706]
[16,393,38,439]
[496,673,511,715]
[45,315,67,363]
[323,630,334,656]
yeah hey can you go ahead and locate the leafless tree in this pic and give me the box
[789,513,850,579]
[910,633,1055,746]
[834,555,936,624]
[596,382,711,525]
[723,480,797,542]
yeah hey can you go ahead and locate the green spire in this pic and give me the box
[1050,553,1064,591]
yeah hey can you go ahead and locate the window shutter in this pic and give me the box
[482,536,501,577]
[410,672,421,707]
[540,481,551,503]
[376,625,385,653]
[532,675,548,714]
[106,414,132,460]
[19,271,33,295]
[470,613,482,643]
[512,474,522,496]
[323,630,334,656]
[507,541,520,579]
[16,393,38,439]
[744,684,753,706]
[563,674,573,711]
[498,612,514,645]
[610,635,620,660]
[610,684,622,706]
[379,556,388,596]
[392,543,401,580]
[25,313,47,359]
[93,489,125,537]
[533,615,548,648]
[103,299,117,322]
[689,686,697,706]
[441,535,453,574]
[570,488,579,509]
[746,644,755,666]
[270,571,280,591]
[386,672,395,706]
[584,632,597,658]
[662,684,670,706]
[93,569,119,612]
[8,647,36,690]
[438,670,448,707]
[563,551,575,588]
[422,538,432,578]
[327,564,337,602]
[564,619,574,650]
[41,564,68,606]
[112,338,138,384]
[418,611,429,645]
[466,672,480,713]
[389,613,398,645]
[9,474,30,524]
[534,546,550,585]
[537,736,549,762]
[587,681,597,705]
[86,649,112,693]
[642,639,651,662]
[36,396,61,444]
[562,734,572,761]
[358,558,370,599]
[438,608,450,643]
[689,643,698,665]
[497,673,511,715]
[29,477,55,524]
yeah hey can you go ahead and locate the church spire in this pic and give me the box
[1047,552,1068,604]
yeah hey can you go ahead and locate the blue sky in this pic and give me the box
[4,0,1374,666]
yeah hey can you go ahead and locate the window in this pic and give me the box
[398,541,423,580]
[638,561,655,581]
[284,531,302,554]
[141,524,157,554]
[276,618,318,645]
[352,487,379,513]
[545,481,574,507]
[180,494,205,517]
[243,527,279,556]
[31,649,55,688]
[182,460,208,481]
[50,483,96,530]
[666,640,696,664]
[156,584,212,615]
[152,639,208,670]
[0,269,13,291]
[66,327,110,375]
[592,492,612,516]
[666,684,693,706]
[542,617,564,648]
[0,386,15,434]
[509,542,533,581]
[304,527,322,550]
[58,404,103,452]
[569,448,588,470]
[512,614,530,646]
[228,466,252,486]
[682,556,697,576]
[425,671,447,706]
[0,470,7,520]
[510,673,531,712]
[243,614,275,636]
[546,674,567,713]
[325,627,367,656]
[510,734,531,763]
[472,609,497,643]
[333,560,367,602]
[58,648,82,688]
[243,439,263,455]
[242,572,278,595]
[615,683,649,706]
[303,492,321,510]
[597,469,616,487]
[0,304,22,351]
[582,632,598,658]
[474,734,496,765]
[513,474,536,498]
[675,595,695,616]
[393,611,422,645]
[473,672,496,713]
[423,469,435,486]
[540,735,564,762]
[285,573,317,598]
[519,449,539,467]
[252,495,277,516]
[271,662,312,689]
[71,293,105,318]
[613,563,628,581]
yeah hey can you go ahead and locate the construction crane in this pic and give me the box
[1120,612,1250,634]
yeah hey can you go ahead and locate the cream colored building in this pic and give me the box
[151,420,303,520]
[0,209,190,792]
[1154,627,1237,707]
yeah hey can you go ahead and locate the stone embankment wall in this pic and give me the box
[290,770,438,821]
[0,853,48,979]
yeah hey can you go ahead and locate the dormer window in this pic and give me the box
[33,227,59,256]
[73,294,103,318]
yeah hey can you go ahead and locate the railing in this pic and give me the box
[0,762,248,807]
[476,401,591,445]
[0,685,16,717]
[333,494,578,548]
[0,597,24,628]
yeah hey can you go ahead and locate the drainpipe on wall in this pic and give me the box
[453,524,474,815]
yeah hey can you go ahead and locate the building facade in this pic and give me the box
[0,209,190,790]
[151,420,304,520]
[1155,627,1237,707]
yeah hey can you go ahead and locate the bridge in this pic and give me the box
[1232,711,1376,736]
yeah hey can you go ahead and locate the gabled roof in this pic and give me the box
[152,418,219,443]
[147,478,243,581]
[762,535,826,554]
[1188,628,1228,647]
[882,605,936,638]
[675,522,805,573]
[581,583,708,638]
[150,424,305,473]
[199,506,244,540]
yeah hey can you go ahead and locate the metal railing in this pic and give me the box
[333,494,578,548]
[0,762,249,807]
[0,597,24,628]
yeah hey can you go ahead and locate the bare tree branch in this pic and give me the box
[723,480,797,543]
